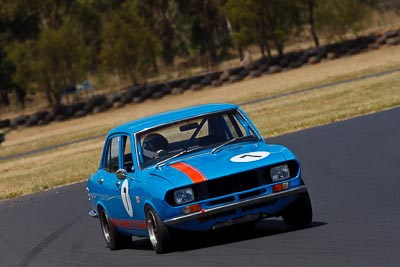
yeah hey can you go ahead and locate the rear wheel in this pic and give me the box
[99,208,131,250]
[282,191,313,230]
[145,206,172,254]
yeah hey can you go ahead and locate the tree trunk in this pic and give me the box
[152,58,159,75]
[275,39,284,57]
[0,90,10,106]
[307,0,320,47]
[202,0,217,66]
[238,47,244,61]
[54,90,62,107]
[15,86,26,109]
[129,70,139,86]
[260,44,265,58]
[265,41,272,57]
[45,88,53,106]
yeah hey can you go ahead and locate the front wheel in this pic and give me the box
[99,208,131,250]
[282,191,313,230]
[145,206,172,254]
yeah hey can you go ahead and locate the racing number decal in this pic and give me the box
[121,179,134,217]
[230,151,270,162]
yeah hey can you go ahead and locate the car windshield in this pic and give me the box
[137,110,260,168]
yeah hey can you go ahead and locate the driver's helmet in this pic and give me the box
[142,133,169,158]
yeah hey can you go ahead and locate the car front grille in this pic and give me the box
[205,168,268,198]
[165,160,299,206]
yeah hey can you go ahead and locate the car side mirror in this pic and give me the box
[116,168,127,180]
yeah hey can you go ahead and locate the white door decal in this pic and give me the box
[230,151,270,162]
[121,179,133,217]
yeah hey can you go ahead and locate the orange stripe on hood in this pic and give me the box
[171,162,207,184]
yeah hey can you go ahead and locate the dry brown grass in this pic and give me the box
[1,45,400,199]
[247,72,400,136]
[0,138,103,198]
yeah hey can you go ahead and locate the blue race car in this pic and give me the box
[86,103,312,253]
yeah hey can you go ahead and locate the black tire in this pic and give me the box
[282,191,313,230]
[13,115,29,126]
[145,206,172,254]
[227,66,244,76]
[0,118,11,128]
[25,117,38,127]
[99,208,131,250]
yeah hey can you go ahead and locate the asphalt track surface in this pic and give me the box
[1,107,399,266]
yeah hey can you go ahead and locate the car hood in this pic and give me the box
[149,142,293,189]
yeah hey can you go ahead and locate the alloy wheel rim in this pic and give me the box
[101,211,111,243]
[147,211,158,247]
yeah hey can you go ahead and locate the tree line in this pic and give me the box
[0,0,397,108]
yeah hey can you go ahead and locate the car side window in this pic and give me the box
[224,113,245,138]
[123,135,133,172]
[104,136,120,173]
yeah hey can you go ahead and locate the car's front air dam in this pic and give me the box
[163,185,307,226]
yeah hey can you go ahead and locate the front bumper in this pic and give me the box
[163,185,307,226]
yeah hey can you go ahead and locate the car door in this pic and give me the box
[119,135,136,220]
[96,134,135,221]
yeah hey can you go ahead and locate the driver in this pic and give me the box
[142,133,169,159]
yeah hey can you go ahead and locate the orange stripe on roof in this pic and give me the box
[171,162,207,184]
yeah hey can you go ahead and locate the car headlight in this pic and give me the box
[270,164,290,182]
[174,188,194,205]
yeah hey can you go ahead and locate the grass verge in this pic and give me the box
[0,46,399,200]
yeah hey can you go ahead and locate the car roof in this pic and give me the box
[108,103,238,135]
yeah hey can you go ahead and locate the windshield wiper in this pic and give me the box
[211,136,254,154]
[156,147,201,168]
